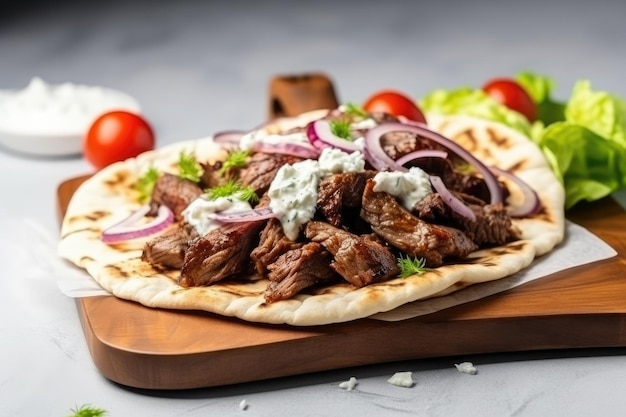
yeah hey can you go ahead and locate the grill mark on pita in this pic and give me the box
[486,127,513,149]
[60,226,100,239]
[469,241,531,266]
[67,210,109,225]
[102,169,139,201]
[454,129,479,153]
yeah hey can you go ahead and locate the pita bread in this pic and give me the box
[58,112,565,326]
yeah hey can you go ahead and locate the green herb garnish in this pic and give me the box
[220,149,250,176]
[330,119,353,141]
[397,255,429,278]
[205,180,259,204]
[343,102,369,118]
[177,150,203,183]
[66,404,108,417]
[136,165,160,203]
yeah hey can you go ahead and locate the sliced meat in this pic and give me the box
[142,223,198,269]
[316,171,375,228]
[238,152,305,195]
[264,242,339,303]
[148,173,204,221]
[360,179,478,267]
[250,218,304,275]
[178,221,266,287]
[304,220,400,287]
[413,192,520,246]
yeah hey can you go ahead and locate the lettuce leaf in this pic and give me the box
[516,71,566,125]
[420,87,533,136]
[420,72,626,209]
[537,122,624,208]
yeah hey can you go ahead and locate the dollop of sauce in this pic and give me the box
[373,167,433,210]
[0,77,139,136]
[182,194,253,236]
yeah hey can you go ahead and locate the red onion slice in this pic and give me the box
[252,141,320,159]
[102,204,174,244]
[430,176,477,221]
[213,130,247,145]
[395,150,448,167]
[489,167,542,217]
[211,206,277,223]
[365,123,503,205]
[306,119,360,152]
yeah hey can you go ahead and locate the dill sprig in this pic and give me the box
[205,180,259,204]
[343,101,369,118]
[397,255,429,278]
[330,119,353,141]
[66,404,108,417]
[177,150,204,183]
[220,149,250,176]
[136,165,160,203]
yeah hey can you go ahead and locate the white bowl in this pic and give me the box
[0,78,141,158]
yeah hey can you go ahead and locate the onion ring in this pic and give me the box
[306,119,360,152]
[430,175,477,221]
[364,123,504,205]
[210,207,277,223]
[489,166,542,217]
[395,150,448,167]
[102,204,174,244]
[252,141,320,159]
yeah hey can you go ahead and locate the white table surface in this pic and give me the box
[2,0,626,416]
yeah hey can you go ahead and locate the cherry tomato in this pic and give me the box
[363,90,427,124]
[84,110,155,169]
[482,78,537,122]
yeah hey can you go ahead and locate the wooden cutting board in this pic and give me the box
[56,176,626,390]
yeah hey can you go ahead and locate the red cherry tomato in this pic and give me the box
[84,110,155,169]
[363,90,427,124]
[482,78,537,122]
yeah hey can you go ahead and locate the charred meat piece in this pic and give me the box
[200,160,226,189]
[238,152,305,195]
[305,220,400,288]
[148,173,204,221]
[179,220,266,287]
[413,193,520,246]
[264,242,339,303]
[316,171,376,228]
[360,180,478,267]
[142,223,199,269]
[250,218,304,276]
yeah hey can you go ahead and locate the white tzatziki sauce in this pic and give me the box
[0,77,140,135]
[268,159,320,240]
[239,129,310,151]
[318,147,365,177]
[268,148,367,240]
[373,167,433,210]
[182,194,253,236]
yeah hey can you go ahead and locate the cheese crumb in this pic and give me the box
[387,371,415,387]
[239,399,248,410]
[339,376,359,391]
[455,362,478,375]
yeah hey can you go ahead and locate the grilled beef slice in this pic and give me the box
[264,242,339,303]
[360,179,478,267]
[238,152,305,195]
[304,220,400,287]
[142,223,199,269]
[178,220,266,287]
[316,171,376,228]
[413,192,520,246]
[250,218,304,275]
[148,173,204,221]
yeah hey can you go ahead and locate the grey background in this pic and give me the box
[2,1,626,416]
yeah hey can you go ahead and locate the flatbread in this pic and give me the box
[58,112,565,326]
